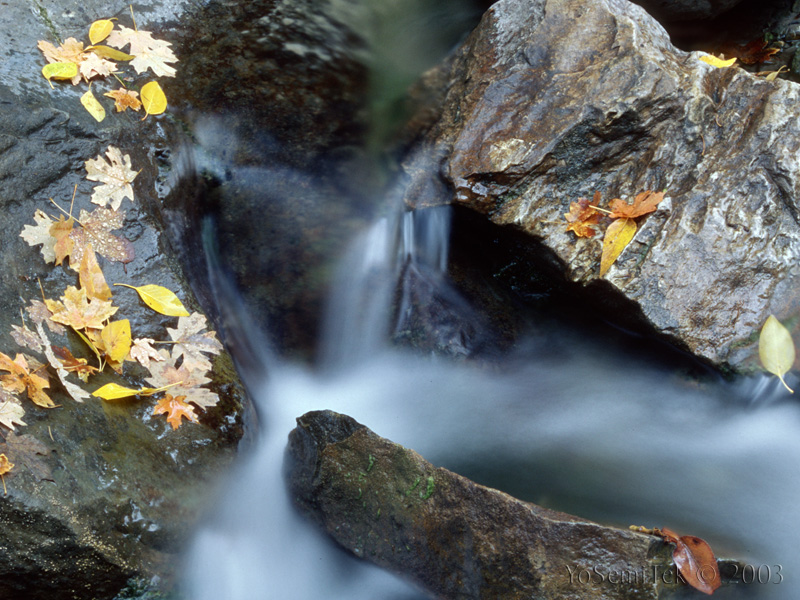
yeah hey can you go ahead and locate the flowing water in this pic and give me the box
[179,3,800,599]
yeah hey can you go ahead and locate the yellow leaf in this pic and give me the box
[79,245,112,301]
[113,283,190,316]
[759,315,795,393]
[100,320,132,364]
[699,55,737,68]
[600,217,637,277]
[42,62,78,88]
[140,81,167,118]
[89,19,114,45]
[92,382,155,400]
[80,89,106,122]
[87,45,134,61]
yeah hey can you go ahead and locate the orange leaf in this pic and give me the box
[103,88,142,112]
[79,245,112,301]
[608,190,665,219]
[600,217,636,277]
[51,346,99,383]
[46,286,118,331]
[0,453,13,476]
[564,192,602,238]
[661,527,721,595]
[153,394,199,430]
[0,353,53,408]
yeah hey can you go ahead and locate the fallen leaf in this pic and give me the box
[41,62,78,87]
[85,146,137,210]
[0,433,53,482]
[107,25,178,77]
[81,89,106,122]
[38,38,88,84]
[20,209,57,263]
[92,382,161,400]
[79,245,112,301]
[89,19,114,45]
[699,54,737,68]
[50,346,98,383]
[600,217,636,277]
[166,312,222,373]
[564,192,603,238]
[114,283,190,316]
[0,393,26,430]
[0,453,12,494]
[88,45,134,61]
[0,352,53,408]
[100,319,131,364]
[38,324,92,402]
[759,315,795,393]
[129,338,164,369]
[140,81,167,117]
[45,285,118,331]
[10,324,43,353]
[733,38,780,65]
[68,207,135,267]
[145,350,219,409]
[51,215,76,266]
[153,394,198,429]
[26,299,67,336]
[77,53,116,83]
[660,527,721,595]
[104,88,142,112]
[608,190,665,219]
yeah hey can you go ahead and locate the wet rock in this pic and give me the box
[401,0,800,373]
[631,0,746,21]
[286,410,745,599]
[0,2,248,598]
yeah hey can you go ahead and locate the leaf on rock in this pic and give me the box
[608,190,665,219]
[38,38,88,84]
[104,88,142,112]
[759,315,795,393]
[699,54,737,68]
[145,350,219,409]
[107,25,178,77]
[89,19,114,45]
[51,346,98,383]
[92,382,161,400]
[20,209,57,263]
[100,319,131,364]
[42,62,78,87]
[80,89,106,122]
[88,45,135,61]
[166,312,222,372]
[77,53,117,83]
[140,81,167,117]
[27,299,67,335]
[564,192,603,238]
[600,217,637,277]
[114,283,190,316]
[10,324,43,353]
[0,433,53,482]
[130,338,164,369]
[660,527,721,595]
[69,208,135,267]
[0,352,53,408]
[79,245,113,301]
[51,215,76,266]
[38,324,92,402]
[153,394,198,429]
[45,286,118,331]
[85,146,137,210]
[734,38,780,65]
[0,392,26,430]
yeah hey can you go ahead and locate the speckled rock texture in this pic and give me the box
[631,0,746,21]
[401,0,800,373]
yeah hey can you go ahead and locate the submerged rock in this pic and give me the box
[401,0,800,373]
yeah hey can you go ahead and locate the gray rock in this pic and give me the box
[630,0,746,21]
[401,0,800,373]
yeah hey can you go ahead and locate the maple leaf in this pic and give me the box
[0,432,53,482]
[153,394,199,429]
[107,25,178,77]
[166,312,222,373]
[145,350,219,409]
[130,338,164,369]
[732,38,780,65]
[77,52,117,82]
[67,208,135,268]
[0,352,53,408]
[104,88,142,112]
[564,192,603,238]
[85,146,137,210]
[0,453,12,494]
[26,299,67,336]
[51,346,99,383]
[45,286,118,331]
[20,210,57,263]
[37,323,92,402]
[10,324,43,353]
[0,392,26,430]
[608,190,665,219]
[38,38,88,84]
[79,245,112,301]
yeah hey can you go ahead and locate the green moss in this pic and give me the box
[420,476,435,500]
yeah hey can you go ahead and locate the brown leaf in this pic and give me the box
[37,324,92,402]
[79,245,112,301]
[51,346,99,383]
[145,350,219,409]
[51,215,76,267]
[68,208,135,267]
[37,38,88,85]
[104,88,142,112]
[608,190,665,219]
[129,338,164,369]
[0,352,53,408]
[564,192,603,238]
[153,394,199,429]
[660,527,721,595]
[732,38,780,65]
[45,286,118,331]
[0,392,26,430]
[0,433,53,482]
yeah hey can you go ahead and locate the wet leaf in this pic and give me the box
[38,324,92,402]
[0,352,53,408]
[129,338,164,369]
[104,88,142,112]
[140,81,167,117]
[166,312,222,373]
[759,315,795,393]
[0,433,53,482]
[77,53,116,82]
[91,382,164,400]
[114,283,189,316]
[85,146,137,210]
[153,394,198,429]
[79,245,112,301]
[0,453,12,493]
[146,350,219,409]
[88,19,114,45]
[38,38,87,84]
[600,217,636,277]
[107,26,178,77]
[42,62,78,87]
[608,190,665,219]
[26,300,66,335]
[68,208,135,267]
[10,324,43,353]
[733,37,780,65]
[699,54,737,68]
[50,346,98,383]
[88,45,134,61]
[45,286,118,331]
[100,319,131,364]
[0,394,26,430]
[20,209,57,263]
[80,89,106,122]
[661,527,721,595]
[564,192,602,238]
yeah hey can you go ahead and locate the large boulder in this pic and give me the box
[631,0,746,21]
[401,0,800,373]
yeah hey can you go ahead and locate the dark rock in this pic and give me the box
[630,0,746,21]
[400,0,800,373]
[286,410,746,599]
[0,2,249,598]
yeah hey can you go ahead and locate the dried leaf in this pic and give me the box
[0,352,53,408]
[140,81,167,117]
[68,207,135,267]
[661,527,721,595]
[38,38,87,84]
[104,88,142,112]
[85,146,137,210]
[88,19,114,45]
[0,453,12,492]
[100,320,131,364]
[20,209,57,263]
[46,286,118,331]
[129,338,164,369]
[10,324,43,353]
[107,25,178,77]
[77,53,116,82]
[564,192,603,238]
[38,324,92,402]
[114,283,190,316]
[608,190,665,219]
[81,89,106,122]
[145,350,219,409]
[600,217,636,277]
[759,315,795,393]
[699,54,737,68]
[51,346,98,383]
[734,38,780,65]
[27,300,67,336]
[79,245,112,301]
[153,394,198,429]
[166,312,222,372]
[0,395,26,430]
